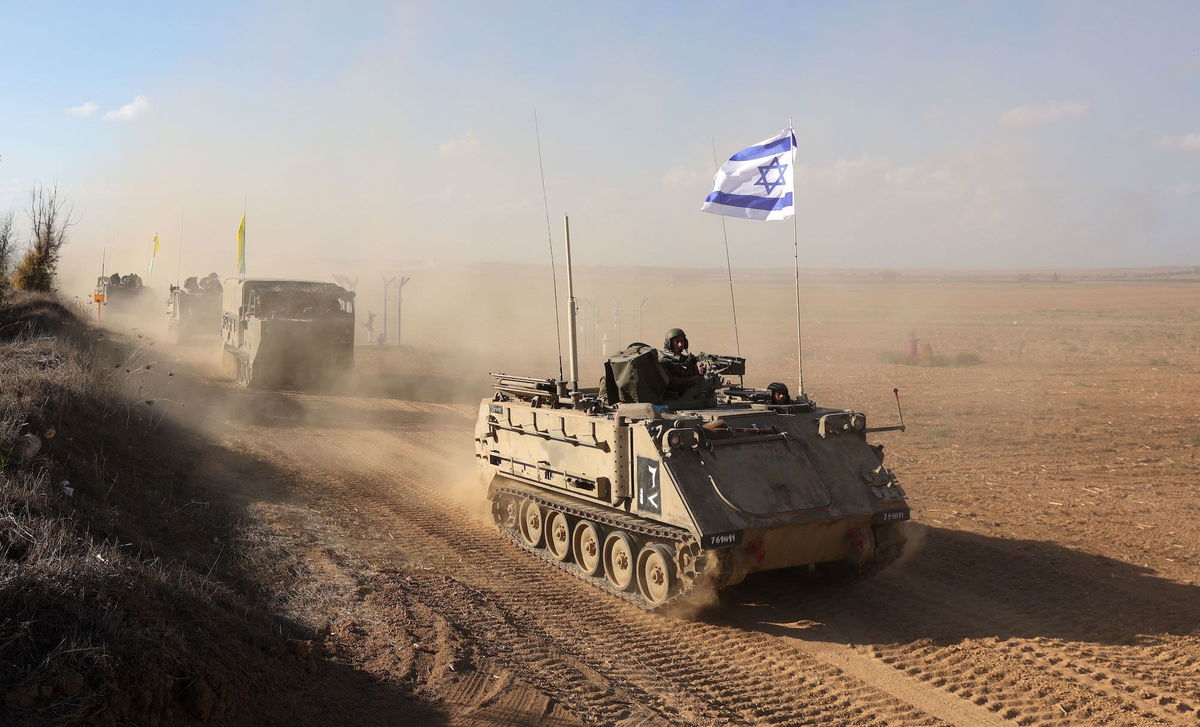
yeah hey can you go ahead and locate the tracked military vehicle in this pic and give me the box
[94,273,156,320]
[475,221,909,611]
[221,278,354,388]
[166,273,223,342]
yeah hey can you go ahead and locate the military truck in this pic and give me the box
[474,221,909,610]
[166,273,223,342]
[221,279,355,388]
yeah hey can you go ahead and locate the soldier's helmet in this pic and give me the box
[663,327,688,352]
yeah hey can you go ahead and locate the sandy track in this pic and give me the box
[197,385,1198,727]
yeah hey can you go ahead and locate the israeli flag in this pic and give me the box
[701,128,796,221]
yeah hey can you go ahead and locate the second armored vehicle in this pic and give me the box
[94,273,156,320]
[166,273,223,342]
[221,278,355,388]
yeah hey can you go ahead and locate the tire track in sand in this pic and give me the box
[235,407,1002,727]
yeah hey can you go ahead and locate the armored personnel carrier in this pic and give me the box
[475,224,909,611]
[166,273,223,342]
[221,278,355,388]
[93,273,156,320]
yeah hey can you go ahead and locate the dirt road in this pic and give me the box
[152,363,1196,727]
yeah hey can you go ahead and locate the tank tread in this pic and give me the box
[867,522,906,574]
[493,483,701,613]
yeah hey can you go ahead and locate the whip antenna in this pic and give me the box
[175,208,184,288]
[534,108,565,381]
[711,138,741,357]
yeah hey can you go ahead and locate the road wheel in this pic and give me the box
[572,521,602,576]
[235,357,253,387]
[603,531,636,591]
[493,494,519,533]
[637,543,675,605]
[545,511,571,561]
[222,350,238,379]
[518,500,544,547]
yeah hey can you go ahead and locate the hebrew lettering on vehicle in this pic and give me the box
[637,456,662,515]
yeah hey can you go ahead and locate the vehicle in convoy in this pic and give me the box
[221,278,355,388]
[93,273,156,319]
[474,225,910,611]
[166,273,223,342]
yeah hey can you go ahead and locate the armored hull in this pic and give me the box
[221,279,355,389]
[475,380,910,610]
[166,288,222,342]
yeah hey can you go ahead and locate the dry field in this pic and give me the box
[22,273,1199,725]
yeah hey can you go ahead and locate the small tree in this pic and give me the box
[0,210,14,304]
[12,184,74,292]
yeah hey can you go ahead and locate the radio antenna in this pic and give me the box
[175,207,185,288]
[711,138,742,357]
[534,108,565,381]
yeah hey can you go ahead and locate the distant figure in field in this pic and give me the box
[905,330,919,363]
[919,342,934,365]
[363,310,376,343]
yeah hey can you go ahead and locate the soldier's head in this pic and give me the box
[664,328,688,354]
[767,382,790,404]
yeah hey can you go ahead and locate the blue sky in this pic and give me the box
[1,0,1197,282]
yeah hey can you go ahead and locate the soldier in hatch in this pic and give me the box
[662,331,705,405]
[767,382,791,404]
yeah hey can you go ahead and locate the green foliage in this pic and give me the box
[11,185,73,292]
[1149,357,1169,367]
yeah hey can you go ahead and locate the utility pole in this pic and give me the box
[382,276,397,345]
[638,296,648,342]
[396,276,411,345]
[582,299,598,358]
[613,299,623,350]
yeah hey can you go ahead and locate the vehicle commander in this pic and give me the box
[661,328,705,398]
[767,382,791,404]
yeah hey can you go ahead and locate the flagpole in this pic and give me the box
[790,121,805,397]
[793,206,805,396]
[175,208,185,288]
[711,138,741,357]
[241,195,247,280]
[787,136,806,398]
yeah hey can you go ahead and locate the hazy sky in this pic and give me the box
[1,0,1198,281]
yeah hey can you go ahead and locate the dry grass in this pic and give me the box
[0,293,315,725]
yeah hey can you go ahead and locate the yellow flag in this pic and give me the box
[149,233,160,273]
[236,214,246,274]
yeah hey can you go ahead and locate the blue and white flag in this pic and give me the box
[701,128,796,221]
